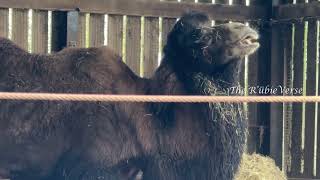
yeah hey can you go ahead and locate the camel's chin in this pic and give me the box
[250,43,260,54]
[243,43,260,56]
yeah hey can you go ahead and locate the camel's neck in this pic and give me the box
[151,57,243,96]
[149,58,245,129]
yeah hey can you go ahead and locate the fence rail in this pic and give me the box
[0,0,268,21]
[274,1,320,22]
[0,93,319,103]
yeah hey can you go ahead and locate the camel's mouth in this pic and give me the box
[238,32,260,55]
[239,33,259,47]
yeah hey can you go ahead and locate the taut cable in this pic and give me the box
[0,92,319,103]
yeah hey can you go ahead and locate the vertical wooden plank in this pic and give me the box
[125,16,141,75]
[89,13,104,47]
[289,21,305,178]
[143,17,159,78]
[303,19,317,178]
[0,8,8,38]
[270,23,286,168]
[67,11,79,48]
[282,24,294,173]
[108,15,123,57]
[77,13,87,48]
[52,11,67,52]
[293,0,308,177]
[12,9,28,50]
[309,13,320,180]
[32,10,48,53]
[161,18,176,50]
[279,0,295,176]
[316,20,320,179]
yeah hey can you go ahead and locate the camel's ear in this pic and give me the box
[176,11,210,30]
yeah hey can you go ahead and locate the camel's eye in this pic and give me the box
[203,36,211,42]
[201,35,214,46]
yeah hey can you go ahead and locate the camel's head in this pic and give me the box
[165,11,259,74]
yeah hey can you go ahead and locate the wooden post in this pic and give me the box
[108,15,123,57]
[89,13,104,47]
[143,17,160,78]
[32,10,48,53]
[76,12,86,48]
[11,9,28,50]
[66,11,79,48]
[0,8,8,38]
[125,16,141,75]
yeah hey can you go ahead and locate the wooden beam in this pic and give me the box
[274,1,320,21]
[0,0,77,11]
[78,0,266,21]
[0,0,268,21]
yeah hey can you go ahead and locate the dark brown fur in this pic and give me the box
[0,12,259,180]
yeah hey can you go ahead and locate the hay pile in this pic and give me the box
[235,153,287,180]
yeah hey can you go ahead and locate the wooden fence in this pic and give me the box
[271,1,320,180]
[0,0,319,179]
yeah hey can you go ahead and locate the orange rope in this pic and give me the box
[0,92,318,103]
